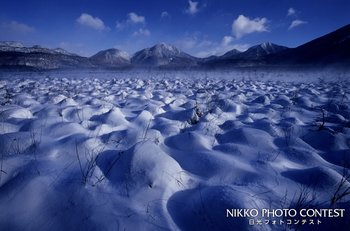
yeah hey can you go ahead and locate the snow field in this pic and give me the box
[0,71,349,230]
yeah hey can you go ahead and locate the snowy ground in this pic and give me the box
[0,70,349,230]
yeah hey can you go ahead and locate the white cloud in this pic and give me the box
[77,13,107,31]
[220,36,250,53]
[115,21,125,30]
[132,28,151,36]
[221,36,234,47]
[186,0,199,15]
[287,8,296,16]
[197,40,213,47]
[178,36,199,49]
[288,20,307,30]
[232,15,268,39]
[177,34,249,58]
[176,33,213,50]
[128,12,145,24]
[116,12,146,30]
[161,11,170,18]
[1,21,34,33]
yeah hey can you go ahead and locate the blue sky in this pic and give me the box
[0,0,349,57]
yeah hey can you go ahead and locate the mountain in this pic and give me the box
[203,42,289,67]
[0,43,92,69]
[220,49,241,59]
[0,41,24,48]
[269,24,350,65]
[199,49,241,65]
[239,42,288,59]
[201,55,219,62]
[0,43,76,56]
[90,48,131,68]
[131,43,198,67]
[204,23,350,67]
[1,24,349,70]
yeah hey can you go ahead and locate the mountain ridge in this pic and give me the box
[0,24,349,69]
[268,24,350,65]
[90,48,131,68]
[131,43,198,67]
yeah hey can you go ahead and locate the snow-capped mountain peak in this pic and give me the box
[53,48,74,55]
[149,43,181,57]
[92,48,130,60]
[221,49,242,58]
[131,43,196,66]
[259,42,286,54]
[0,41,24,48]
[90,48,131,67]
[153,43,180,53]
[114,49,131,60]
[260,42,273,49]
[0,42,75,56]
[241,42,288,58]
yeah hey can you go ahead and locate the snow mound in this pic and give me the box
[0,71,349,230]
[167,185,267,231]
[165,131,213,151]
[1,106,33,119]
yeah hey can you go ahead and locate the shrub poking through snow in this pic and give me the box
[317,107,326,131]
[331,168,350,206]
[188,102,203,125]
[75,140,105,186]
[0,72,349,230]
